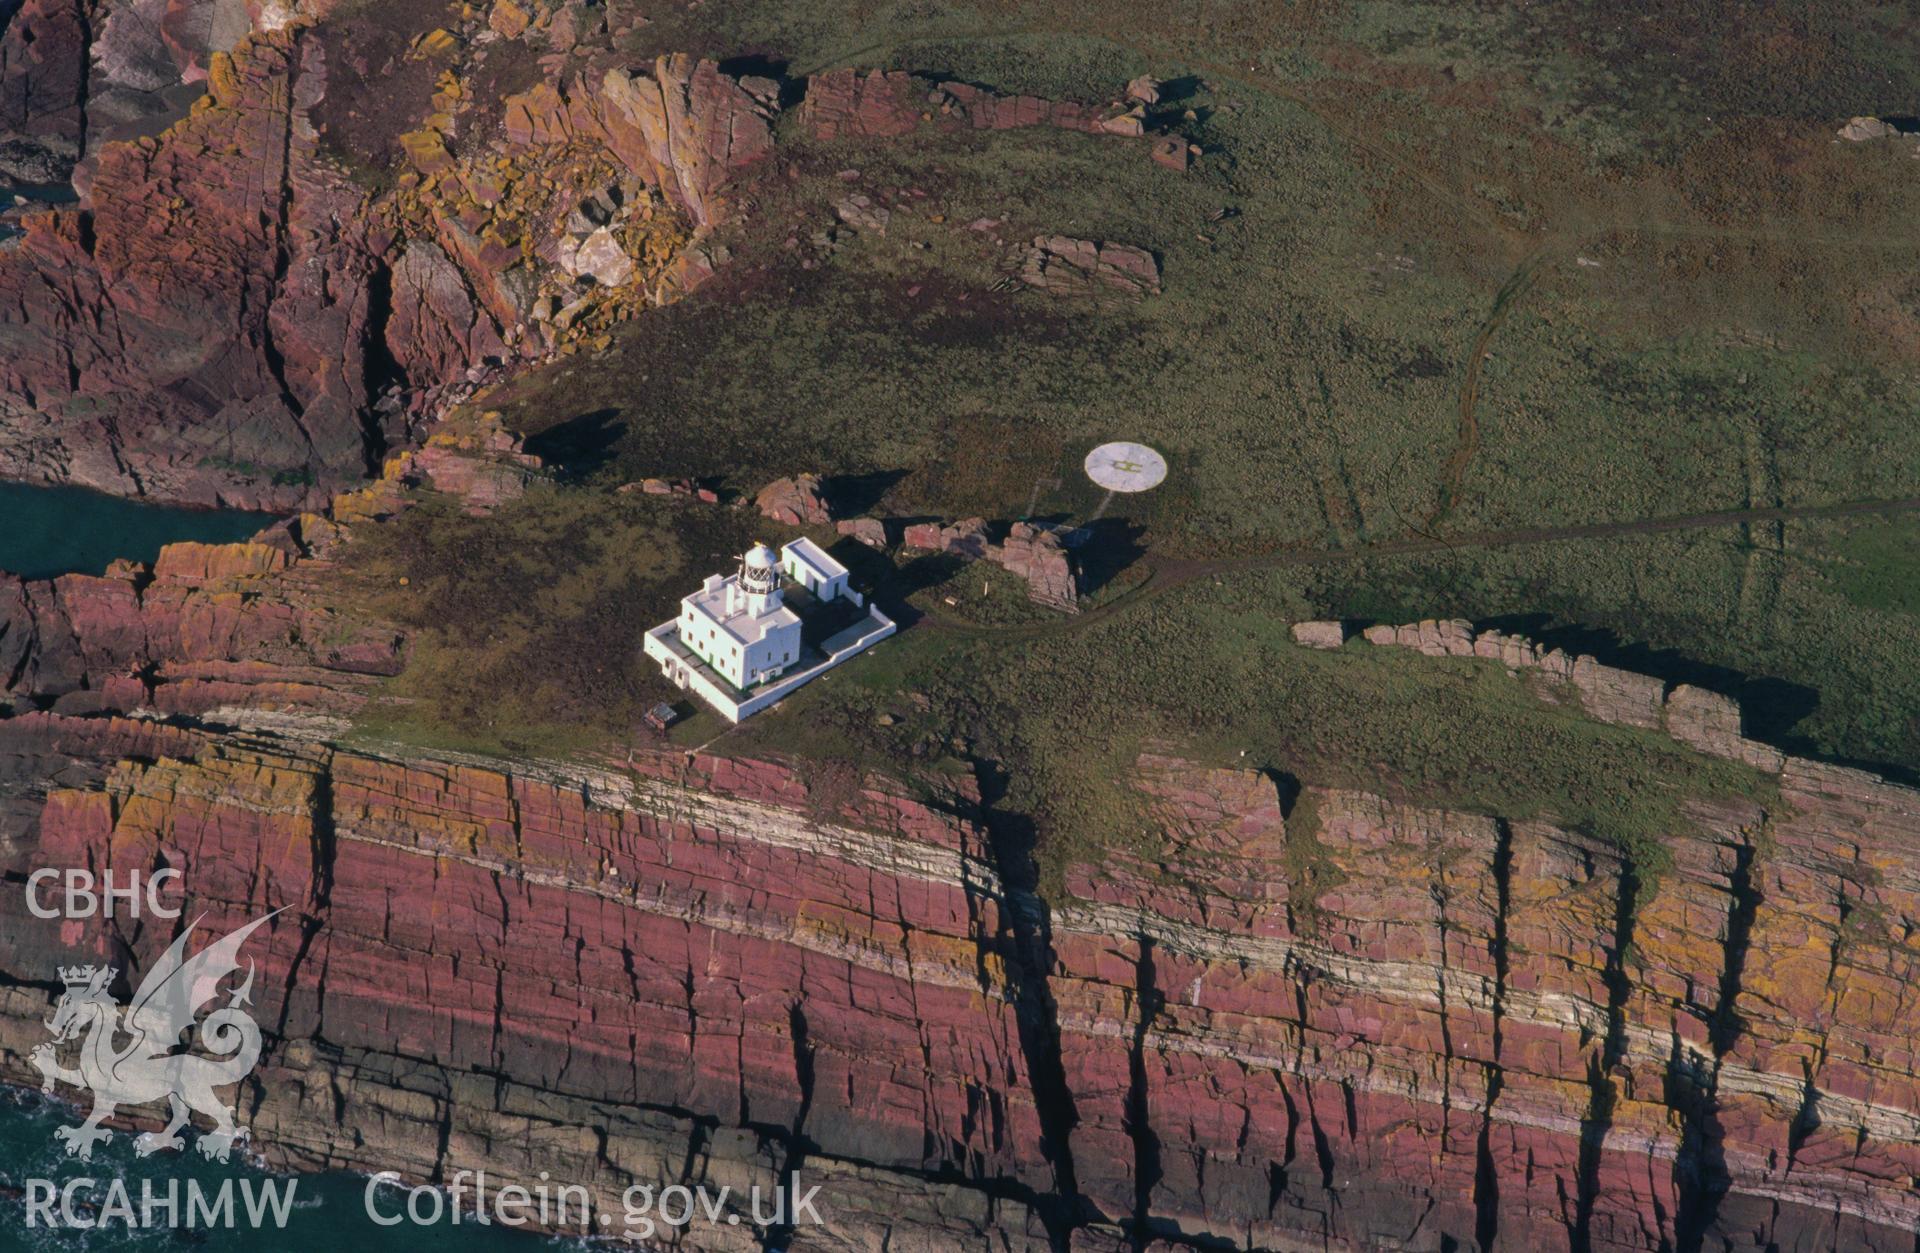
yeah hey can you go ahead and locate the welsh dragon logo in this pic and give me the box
[30,910,281,1163]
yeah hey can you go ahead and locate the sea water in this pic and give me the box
[0,1088,580,1248]
[0,482,278,580]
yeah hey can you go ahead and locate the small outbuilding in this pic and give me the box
[781,536,858,605]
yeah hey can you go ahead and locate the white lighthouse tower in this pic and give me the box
[738,542,783,616]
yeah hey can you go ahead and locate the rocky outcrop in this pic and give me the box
[0,34,385,509]
[836,516,888,549]
[0,528,402,724]
[1020,235,1161,301]
[593,55,778,228]
[0,32,734,506]
[85,0,246,155]
[993,521,1079,611]
[1838,116,1914,143]
[0,24,1159,506]
[754,472,833,526]
[906,517,1080,610]
[1046,744,1920,1251]
[0,0,90,184]
[495,55,777,230]
[905,515,993,559]
[382,240,509,380]
[399,408,542,513]
[0,547,1917,1248]
[0,0,264,187]
[1290,618,1347,649]
[0,740,1061,1247]
[1362,618,1786,771]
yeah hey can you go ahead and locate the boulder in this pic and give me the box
[561,226,636,288]
[1151,134,1190,171]
[755,473,833,526]
[837,518,889,549]
[489,0,530,37]
[992,522,1078,611]
[1291,620,1346,650]
[904,517,991,559]
[409,411,542,514]
[545,1,604,52]
[1839,116,1897,142]
[833,193,891,234]
[1020,235,1161,300]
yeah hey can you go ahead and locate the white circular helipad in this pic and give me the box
[1084,442,1168,493]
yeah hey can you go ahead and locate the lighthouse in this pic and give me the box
[643,537,899,721]
[667,542,804,692]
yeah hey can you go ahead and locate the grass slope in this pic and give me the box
[332,1,1920,881]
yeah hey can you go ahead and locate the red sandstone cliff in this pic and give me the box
[1,540,1919,1249]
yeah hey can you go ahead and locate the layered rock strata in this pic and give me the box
[0,594,1917,1248]
[0,528,399,726]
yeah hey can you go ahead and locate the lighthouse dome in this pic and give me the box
[739,543,782,599]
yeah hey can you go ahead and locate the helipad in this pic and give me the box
[1084,442,1168,493]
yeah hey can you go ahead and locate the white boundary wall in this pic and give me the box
[644,607,898,723]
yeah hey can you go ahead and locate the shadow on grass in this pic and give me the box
[524,407,626,481]
[826,469,908,518]
[1476,613,1919,788]
[716,54,808,109]
[838,540,967,632]
[1072,519,1147,597]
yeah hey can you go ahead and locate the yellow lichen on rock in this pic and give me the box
[489,0,530,38]
[206,51,242,107]
[408,28,459,60]
[399,128,454,175]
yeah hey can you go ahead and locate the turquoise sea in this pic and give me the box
[0,482,277,581]
[0,1089,575,1249]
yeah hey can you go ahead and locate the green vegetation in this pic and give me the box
[1827,519,1920,617]
[1305,518,1920,778]
[196,457,319,487]
[333,0,1920,889]
[732,569,1772,890]
[910,558,1064,627]
[492,91,1470,557]
[337,487,758,758]
[1280,788,1345,936]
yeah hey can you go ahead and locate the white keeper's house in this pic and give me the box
[643,538,895,723]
